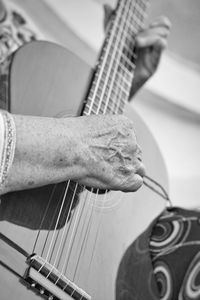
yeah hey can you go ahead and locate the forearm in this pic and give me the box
[2,114,85,194]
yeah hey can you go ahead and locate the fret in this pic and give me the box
[86,76,129,107]
[105,25,135,56]
[128,15,145,32]
[83,105,124,116]
[124,39,137,57]
[99,46,135,78]
[134,0,147,11]
[132,9,145,24]
[90,62,132,98]
[116,70,132,89]
[112,98,126,115]
[83,106,105,116]
[134,2,147,18]
[87,78,130,114]
[88,82,129,105]
[92,65,130,99]
[120,53,136,72]
[85,1,130,115]
[84,97,126,116]
[87,83,129,107]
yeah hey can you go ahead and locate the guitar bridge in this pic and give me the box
[25,254,91,300]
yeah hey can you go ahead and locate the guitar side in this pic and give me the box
[0,41,167,300]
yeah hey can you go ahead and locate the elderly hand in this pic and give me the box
[70,114,146,192]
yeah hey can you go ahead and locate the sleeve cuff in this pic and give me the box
[0,110,16,192]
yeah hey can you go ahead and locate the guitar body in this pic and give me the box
[0,41,167,300]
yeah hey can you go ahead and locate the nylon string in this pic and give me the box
[60,0,133,285]
[32,0,171,295]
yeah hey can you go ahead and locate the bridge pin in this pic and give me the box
[31,282,36,288]
[40,288,45,295]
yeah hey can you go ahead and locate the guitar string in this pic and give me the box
[45,188,98,279]
[73,0,136,285]
[57,0,131,286]
[34,7,122,284]
[113,0,171,204]
[84,7,127,115]
[73,0,150,285]
[32,184,57,254]
[114,0,171,204]
[42,183,93,277]
[66,190,99,282]
[58,0,130,284]
[72,191,109,283]
[55,188,89,270]
[38,180,71,271]
[34,0,170,292]
[32,0,130,287]
[47,184,81,266]
[60,189,94,275]
[40,184,70,258]
[82,0,148,285]
[112,0,146,115]
[73,0,170,286]
[83,3,124,116]
[50,189,94,292]
[32,182,71,256]
[85,0,171,287]
[52,184,85,274]
[45,183,80,277]
[33,0,137,259]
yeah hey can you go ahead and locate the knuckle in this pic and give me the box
[161,16,172,28]
[136,162,146,177]
[150,16,172,29]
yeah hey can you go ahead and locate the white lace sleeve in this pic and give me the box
[0,110,16,192]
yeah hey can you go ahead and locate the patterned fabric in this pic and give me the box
[0,3,37,109]
[0,109,16,192]
[116,207,200,300]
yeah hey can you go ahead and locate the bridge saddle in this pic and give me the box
[25,254,91,300]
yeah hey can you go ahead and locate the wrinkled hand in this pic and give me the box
[72,115,145,192]
[131,16,171,96]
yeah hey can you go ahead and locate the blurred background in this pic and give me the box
[13,0,200,208]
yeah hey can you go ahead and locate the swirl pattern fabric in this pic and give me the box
[116,207,200,300]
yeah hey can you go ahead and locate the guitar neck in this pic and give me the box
[83,0,149,116]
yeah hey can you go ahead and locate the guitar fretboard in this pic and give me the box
[83,0,149,116]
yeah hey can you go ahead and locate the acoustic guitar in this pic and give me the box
[0,0,168,299]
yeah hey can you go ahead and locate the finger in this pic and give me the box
[136,161,146,177]
[146,39,166,71]
[136,28,170,48]
[136,35,160,49]
[125,173,144,192]
[154,38,168,51]
[149,16,172,30]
